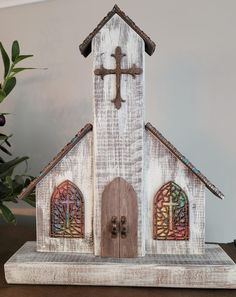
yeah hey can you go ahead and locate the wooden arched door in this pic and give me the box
[101,177,138,258]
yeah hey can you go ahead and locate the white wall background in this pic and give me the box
[0,0,235,243]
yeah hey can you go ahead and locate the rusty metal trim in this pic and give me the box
[79,4,156,57]
[18,123,93,200]
[145,122,224,199]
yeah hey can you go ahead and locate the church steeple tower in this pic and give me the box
[80,5,155,257]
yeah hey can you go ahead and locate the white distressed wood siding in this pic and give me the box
[145,130,205,254]
[36,131,94,253]
[5,242,236,288]
[92,15,145,256]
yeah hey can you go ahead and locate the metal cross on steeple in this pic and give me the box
[94,46,143,110]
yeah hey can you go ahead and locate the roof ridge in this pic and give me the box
[79,4,156,57]
[18,123,93,200]
[145,122,224,199]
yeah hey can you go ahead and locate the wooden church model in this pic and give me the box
[5,5,236,288]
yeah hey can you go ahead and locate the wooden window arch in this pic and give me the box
[50,180,84,238]
[153,181,189,240]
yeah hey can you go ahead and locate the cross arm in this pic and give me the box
[94,66,116,80]
[121,64,143,78]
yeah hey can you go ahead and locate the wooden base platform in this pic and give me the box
[4,242,236,288]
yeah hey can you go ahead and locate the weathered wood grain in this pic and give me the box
[144,128,205,254]
[101,177,138,258]
[92,14,145,256]
[101,178,120,257]
[119,177,138,258]
[36,131,93,253]
[5,242,236,288]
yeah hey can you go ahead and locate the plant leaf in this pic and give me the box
[14,54,33,64]
[0,203,16,224]
[0,89,6,102]
[5,176,13,189]
[1,168,14,179]
[12,67,36,75]
[0,42,10,78]
[23,194,35,207]
[4,77,16,96]
[0,157,29,178]
[10,179,24,195]
[0,183,10,195]
[0,133,12,146]
[24,177,31,187]
[5,139,11,147]
[0,145,12,156]
[11,40,20,62]
[15,175,24,185]
[8,196,18,203]
[0,134,8,141]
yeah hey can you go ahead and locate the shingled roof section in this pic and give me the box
[18,123,93,200]
[79,4,156,57]
[145,122,224,199]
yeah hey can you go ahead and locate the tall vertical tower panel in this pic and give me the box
[92,14,145,256]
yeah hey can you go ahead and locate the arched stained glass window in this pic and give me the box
[153,181,189,240]
[50,180,84,238]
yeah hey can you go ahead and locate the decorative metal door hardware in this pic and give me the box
[111,216,119,238]
[110,216,128,239]
[120,216,128,238]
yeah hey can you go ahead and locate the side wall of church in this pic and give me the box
[144,129,205,255]
[36,131,94,253]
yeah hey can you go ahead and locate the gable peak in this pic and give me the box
[79,4,156,58]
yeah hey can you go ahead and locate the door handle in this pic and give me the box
[120,216,128,238]
[111,216,119,238]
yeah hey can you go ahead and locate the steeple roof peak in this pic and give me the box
[79,4,156,57]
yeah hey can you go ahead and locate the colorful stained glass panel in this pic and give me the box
[153,181,189,240]
[50,180,84,238]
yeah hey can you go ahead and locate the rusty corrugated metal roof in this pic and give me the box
[18,123,93,200]
[146,122,224,199]
[79,4,156,57]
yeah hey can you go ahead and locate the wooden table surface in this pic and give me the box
[1,216,236,297]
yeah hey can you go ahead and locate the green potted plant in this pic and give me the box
[0,41,37,224]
